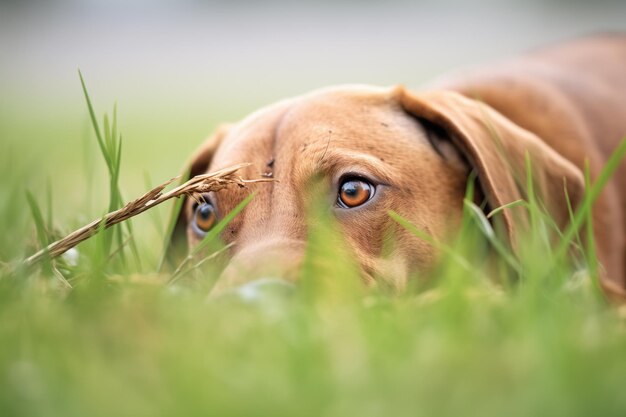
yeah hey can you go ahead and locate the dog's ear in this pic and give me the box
[396,87,585,251]
[162,125,231,268]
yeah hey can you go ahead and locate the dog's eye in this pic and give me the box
[338,178,374,208]
[192,202,217,235]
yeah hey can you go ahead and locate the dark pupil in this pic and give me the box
[198,204,213,219]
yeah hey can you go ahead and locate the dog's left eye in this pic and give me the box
[337,178,375,208]
[192,201,217,236]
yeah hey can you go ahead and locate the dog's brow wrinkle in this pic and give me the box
[314,150,396,185]
[263,157,275,178]
[267,105,294,221]
[315,129,333,170]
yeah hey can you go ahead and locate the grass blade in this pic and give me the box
[464,200,521,274]
[167,192,256,284]
[192,192,256,257]
[388,210,475,275]
[583,163,601,295]
[555,137,626,259]
[486,200,526,219]
[25,191,49,250]
[78,69,110,168]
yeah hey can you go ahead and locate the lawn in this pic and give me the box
[1,77,626,417]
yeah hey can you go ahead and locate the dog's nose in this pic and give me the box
[215,277,296,304]
[211,239,305,294]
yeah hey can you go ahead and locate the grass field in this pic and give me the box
[1,75,626,417]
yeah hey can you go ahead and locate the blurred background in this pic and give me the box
[1,0,625,258]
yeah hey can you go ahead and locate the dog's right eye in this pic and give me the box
[192,202,217,236]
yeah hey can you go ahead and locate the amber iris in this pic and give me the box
[194,203,217,232]
[338,179,373,208]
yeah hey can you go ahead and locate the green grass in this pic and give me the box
[1,81,626,417]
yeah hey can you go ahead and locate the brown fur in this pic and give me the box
[170,34,626,296]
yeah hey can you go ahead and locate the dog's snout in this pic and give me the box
[212,239,305,294]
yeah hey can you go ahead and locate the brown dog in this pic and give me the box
[169,34,626,296]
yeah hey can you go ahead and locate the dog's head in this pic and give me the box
[167,85,584,291]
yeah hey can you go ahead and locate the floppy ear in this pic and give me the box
[162,125,231,268]
[396,87,585,251]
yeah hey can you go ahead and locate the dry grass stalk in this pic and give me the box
[24,163,270,268]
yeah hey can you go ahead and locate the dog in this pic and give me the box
[168,34,626,297]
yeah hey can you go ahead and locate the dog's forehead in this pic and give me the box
[209,85,419,171]
[281,86,400,133]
